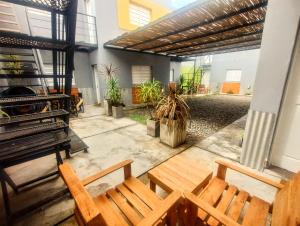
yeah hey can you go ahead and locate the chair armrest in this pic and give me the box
[136,191,182,226]
[185,192,241,226]
[59,163,101,224]
[82,159,133,186]
[215,159,285,189]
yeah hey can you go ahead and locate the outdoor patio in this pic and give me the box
[0,104,293,226]
[0,0,299,225]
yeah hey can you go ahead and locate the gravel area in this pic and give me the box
[124,95,251,140]
[186,95,251,139]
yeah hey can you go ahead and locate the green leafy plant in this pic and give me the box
[100,63,119,100]
[156,87,190,130]
[107,76,122,106]
[177,74,184,94]
[186,80,196,94]
[1,55,23,74]
[139,79,161,119]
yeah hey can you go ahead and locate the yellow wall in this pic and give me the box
[117,0,170,31]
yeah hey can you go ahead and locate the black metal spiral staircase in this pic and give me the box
[0,0,78,223]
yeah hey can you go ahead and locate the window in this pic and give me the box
[129,3,151,27]
[44,64,76,87]
[226,70,242,82]
[132,65,151,84]
[170,69,174,82]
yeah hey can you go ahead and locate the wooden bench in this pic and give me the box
[185,159,300,226]
[59,160,181,226]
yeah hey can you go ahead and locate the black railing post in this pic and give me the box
[51,8,58,92]
[64,0,78,97]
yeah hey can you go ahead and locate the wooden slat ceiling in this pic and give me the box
[104,0,268,58]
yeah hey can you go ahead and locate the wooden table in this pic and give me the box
[148,155,213,225]
[148,155,212,194]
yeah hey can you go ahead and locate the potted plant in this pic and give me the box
[156,88,190,148]
[101,64,118,116]
[139,79,162,137]
[107,76,123,118]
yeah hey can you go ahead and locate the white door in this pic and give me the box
[271,31,300,172]
[93,65,101,104]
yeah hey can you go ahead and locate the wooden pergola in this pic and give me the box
[104,0,267,58]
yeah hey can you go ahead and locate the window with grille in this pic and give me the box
[44,64,76,87]
[132,65,152,85]
[226,70,242,82]
[129,3,151,27]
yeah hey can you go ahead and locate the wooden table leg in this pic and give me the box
[150,180,156,192]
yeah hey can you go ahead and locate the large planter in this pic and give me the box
[112,106,123,119]
[104,99,112,116]
[147,119,160,137]
[160,118,186,148]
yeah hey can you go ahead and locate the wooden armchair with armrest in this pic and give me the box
[185,159,300,226]
[59,160,181,226]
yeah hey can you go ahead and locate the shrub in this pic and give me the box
[139,79,161,119]
[107,76,122,106]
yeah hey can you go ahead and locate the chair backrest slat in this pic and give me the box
[59,163,104,226]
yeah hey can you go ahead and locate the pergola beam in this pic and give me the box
[179,40,261,57]
[149,21,264,53]
[123,1,267,49]
[166,31,263,55]
[183,45,261,57]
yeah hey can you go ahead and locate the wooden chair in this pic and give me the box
[59,160,181,226]
[185,159,300,226]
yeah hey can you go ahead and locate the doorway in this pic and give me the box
[92,65,101,105]
[271,26,300,172]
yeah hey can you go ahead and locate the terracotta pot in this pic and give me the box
[160,118,186,148]
[147,119,160,137]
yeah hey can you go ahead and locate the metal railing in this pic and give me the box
[26,8,98,47]
[76,12,97,46]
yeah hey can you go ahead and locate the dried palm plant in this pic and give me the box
[156,88,190,130]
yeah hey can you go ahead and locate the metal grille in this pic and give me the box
[2,0,71,13]
[0,32,69,50]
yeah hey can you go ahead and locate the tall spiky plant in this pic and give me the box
[100,64,119,100]
[156,88,190,130]
[107,76,122,106]
[139,79,161,119]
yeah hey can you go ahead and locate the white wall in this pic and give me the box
[251,0,300,113]
[210,49,260,94]
[241,0,300,170]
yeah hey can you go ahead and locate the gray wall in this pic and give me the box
[89,0,173,106]
[209,49,260,94]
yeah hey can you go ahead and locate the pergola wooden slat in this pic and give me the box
[104,0,268,58]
